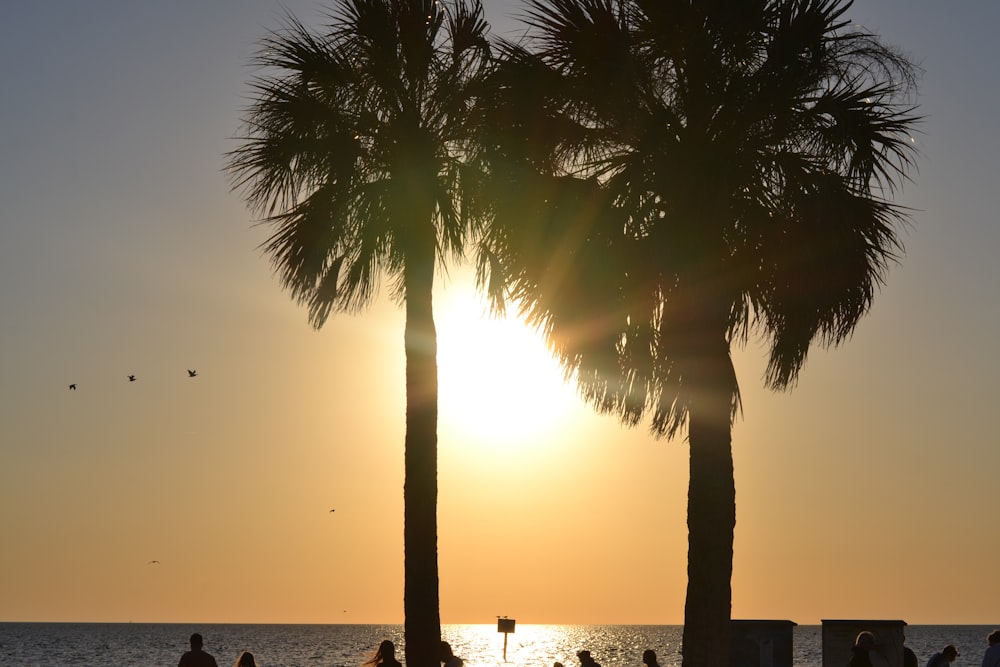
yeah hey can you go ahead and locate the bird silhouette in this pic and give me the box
[329,509,336,513]
[187,369,197,377]
[128,375,136,382]
[69,384,76,390]
[148,560,160,565]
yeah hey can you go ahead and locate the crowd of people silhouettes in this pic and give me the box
[849,629,1000,667]
[174,631,1000,667]
[174,635,665,667]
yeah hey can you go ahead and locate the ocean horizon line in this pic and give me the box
[3,620,996,627]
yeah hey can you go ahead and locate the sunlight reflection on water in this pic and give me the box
[444,624,685,667]
[0,623,991,667]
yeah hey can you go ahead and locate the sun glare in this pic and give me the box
[436,283,580,448]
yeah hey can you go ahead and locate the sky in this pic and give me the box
[1,0,998,627]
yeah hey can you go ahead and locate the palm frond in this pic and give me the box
[476,0,919,437]
[229,0,496,323]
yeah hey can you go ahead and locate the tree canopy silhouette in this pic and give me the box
[227,1,493,665]
[474,1,920,665]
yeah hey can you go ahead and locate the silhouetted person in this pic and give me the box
[982,631,1000,667]
[441,641,463,667]
[904,636,919,667]
[364,640,402,667]
[642,650,660,667]
[179,633,218,667]
[234,652,256,667]
[850,632,878,667]
[928,645,959,667]
[578,650,601,667]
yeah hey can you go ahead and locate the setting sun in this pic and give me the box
[435,280,580,448]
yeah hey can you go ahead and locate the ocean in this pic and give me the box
[0,623,994,667]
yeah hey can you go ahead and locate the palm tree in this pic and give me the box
[475,1,920,665]
[226,2,492,665]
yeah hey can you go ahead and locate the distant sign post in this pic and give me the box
[497,617,516,661]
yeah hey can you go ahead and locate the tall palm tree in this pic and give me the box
[226,2,492,665]
[476,1,920,665]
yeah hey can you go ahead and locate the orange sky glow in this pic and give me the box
[1,0,999,627]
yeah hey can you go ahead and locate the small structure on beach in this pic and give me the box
[822,619,907,667]
[730,619,797,667]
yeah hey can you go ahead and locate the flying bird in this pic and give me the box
[128,375,137,382]
[148,560,160,565]
[69,384,76,390]
[187,369,197,377]
[329,509,336,513]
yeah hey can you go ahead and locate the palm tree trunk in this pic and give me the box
[681,330,736,667]
[403,250,441,667]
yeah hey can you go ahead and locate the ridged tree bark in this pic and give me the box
[403,240,441,667]
[682,327,736,667]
